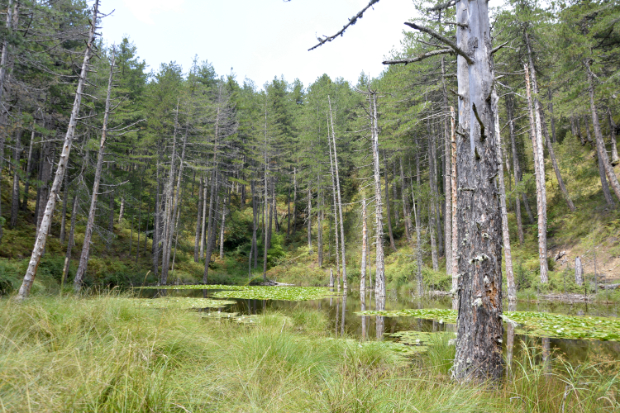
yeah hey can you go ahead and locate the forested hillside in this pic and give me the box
[1,0,618,299]
[2,0,620,409]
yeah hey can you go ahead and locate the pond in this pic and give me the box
[137,286,620,367]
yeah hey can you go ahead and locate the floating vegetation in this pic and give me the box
[131,297,236,310]
[211,286,336,301]
[357,309,620,342]
[356,308,458,324]
[389,331,455,347]
[138,285,336,301]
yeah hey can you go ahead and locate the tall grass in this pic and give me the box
[0,295,617,412]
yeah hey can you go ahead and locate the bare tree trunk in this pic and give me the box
[263,183,271,280]
[251,180,258,269]
[399,157,412,243]
[18,1,99,300]
[10,129,22,228]
[412,186,423,296]
[383,151,397,252]
[328,96,347,289]
[428,134,439,271]
[450,107,458,310]
[506,97,525,245]
[585,59,620,203]
[525,35,576,212]
[160,104,179,285]
[317,182,323,267]
[493,91,516,302]
[442,59,453,276]
[524,63,549,284]
[61,191,79,289]
[360,195,367,293]
[194,177,203,262]
[327,130,341,281]
[607,108,619,166]
[22,124,35,211]
[306,186,312,254]
[200,177,208,259]
[219,195,227,260]
[452,0,504,382]
[575,256,583,286]
[548,89,557,144]
[584,115,594,145]
[370,91,385,306]
[292,167,297,235]
[73,46,115,292]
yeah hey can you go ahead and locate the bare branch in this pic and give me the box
[308,0,381,51]
[491,41,509,55]
[383,48,453,65]
[404,22,474,64]
[427,0,456,11]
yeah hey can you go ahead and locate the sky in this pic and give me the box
[100,0,420,89]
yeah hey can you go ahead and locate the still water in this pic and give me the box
[144,287,620,365]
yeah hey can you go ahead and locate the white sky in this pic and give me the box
[100,0,420,88]
[100,0,505,88]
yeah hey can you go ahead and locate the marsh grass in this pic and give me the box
[0,295,618,412]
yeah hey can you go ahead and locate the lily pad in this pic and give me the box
[138,285,337,302]
[133,297,235,310]
[357,309,620,342]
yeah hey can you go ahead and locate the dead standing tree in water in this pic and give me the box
[380,0,504,381]
[18,1,101,300]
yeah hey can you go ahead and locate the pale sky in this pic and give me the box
[100,0,420,88]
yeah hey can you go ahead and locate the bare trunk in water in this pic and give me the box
[369,91,385,306]
[328,96,347,289]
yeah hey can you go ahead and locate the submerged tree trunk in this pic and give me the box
[18,1,99,299]
[73,47,115,292]
[524,63,549,284]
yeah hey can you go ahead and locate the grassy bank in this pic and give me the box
[0,294,617,412]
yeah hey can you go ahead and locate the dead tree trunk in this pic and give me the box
[73,46,115,292]
[160,104,179,285]
[493,91,516,302]
[399,157,412,243]
[506,97,525,245]
[327,129,341,281]
[575,256,583,286]
[22,124,35,211]
[370,91,386,306]
[524,63,549,284]
[428,131,439,271]
[450,107,458,310]
[251,180,258,270]
[18,1,99,300]
[383,151,397,252]
[62,191,79,289]
[219,194,227,260]
[194,177,203,262]
[607,108,619,166]
[328,96,347,289]
[360,195,368,293]
[306,186,313,254]
[10,129,22,228]
[525,34,576,212]
[585,59,620,203]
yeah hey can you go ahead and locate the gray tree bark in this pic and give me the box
[524,63,549,284]
[383,151,397,252]
[194,177,203,262]
[10,129,22,228]
[18,1,100,299]
[506,97,525,245]
[607,108,619,166]
[370,91,386,306]
[73,47,115,292]
[585,59,620,204]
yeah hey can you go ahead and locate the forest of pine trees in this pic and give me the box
[1,0,620,387]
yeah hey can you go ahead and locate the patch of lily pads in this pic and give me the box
[357,309,620,342]
[139,285,336,301]
[131,297,236,310]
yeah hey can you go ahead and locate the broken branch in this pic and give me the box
[404,22,474,64]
